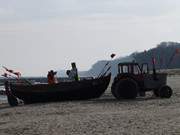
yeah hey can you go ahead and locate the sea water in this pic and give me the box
[0,86,7,101]
[0,95,7,101]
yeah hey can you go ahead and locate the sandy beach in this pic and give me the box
[0,76,180,135]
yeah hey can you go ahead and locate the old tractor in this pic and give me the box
[111,62,173,99]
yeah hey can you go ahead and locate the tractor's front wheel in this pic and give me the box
[111,78,138,99]
[159,85,173,98]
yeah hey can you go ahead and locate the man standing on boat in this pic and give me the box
[47,70,58,84]
[66,70,74,80]
[66,62,79,81]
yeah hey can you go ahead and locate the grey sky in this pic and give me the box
[0,0,180,76]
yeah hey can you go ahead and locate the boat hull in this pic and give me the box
[10,74,111,103]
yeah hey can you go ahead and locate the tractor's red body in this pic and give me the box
[111,62,172,99]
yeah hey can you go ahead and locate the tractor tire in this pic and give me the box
[111,84,121,100]
[111,78,138,99]
[159,85,173,98]
[111,79,120,99]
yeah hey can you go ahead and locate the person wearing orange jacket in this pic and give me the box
[47,70,58,84]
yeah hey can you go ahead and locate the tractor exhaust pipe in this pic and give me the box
[152,57,158,80]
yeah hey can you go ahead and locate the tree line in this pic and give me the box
[132,42,180,70]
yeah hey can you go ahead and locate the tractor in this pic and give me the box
[111,62,173,99]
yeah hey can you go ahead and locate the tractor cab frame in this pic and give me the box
[118,63,149,75]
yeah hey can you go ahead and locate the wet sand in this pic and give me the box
[0,76,180,135]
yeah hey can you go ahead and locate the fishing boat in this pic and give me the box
[6,74,111,104]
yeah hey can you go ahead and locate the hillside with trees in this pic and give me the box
[79,42,180,77]
[132,42,180,70]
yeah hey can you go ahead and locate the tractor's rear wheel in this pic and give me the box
[111,79,138,99]
[159,85,173,98]
[111,80,120,99]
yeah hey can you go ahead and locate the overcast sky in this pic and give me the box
[0,0,180,76]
